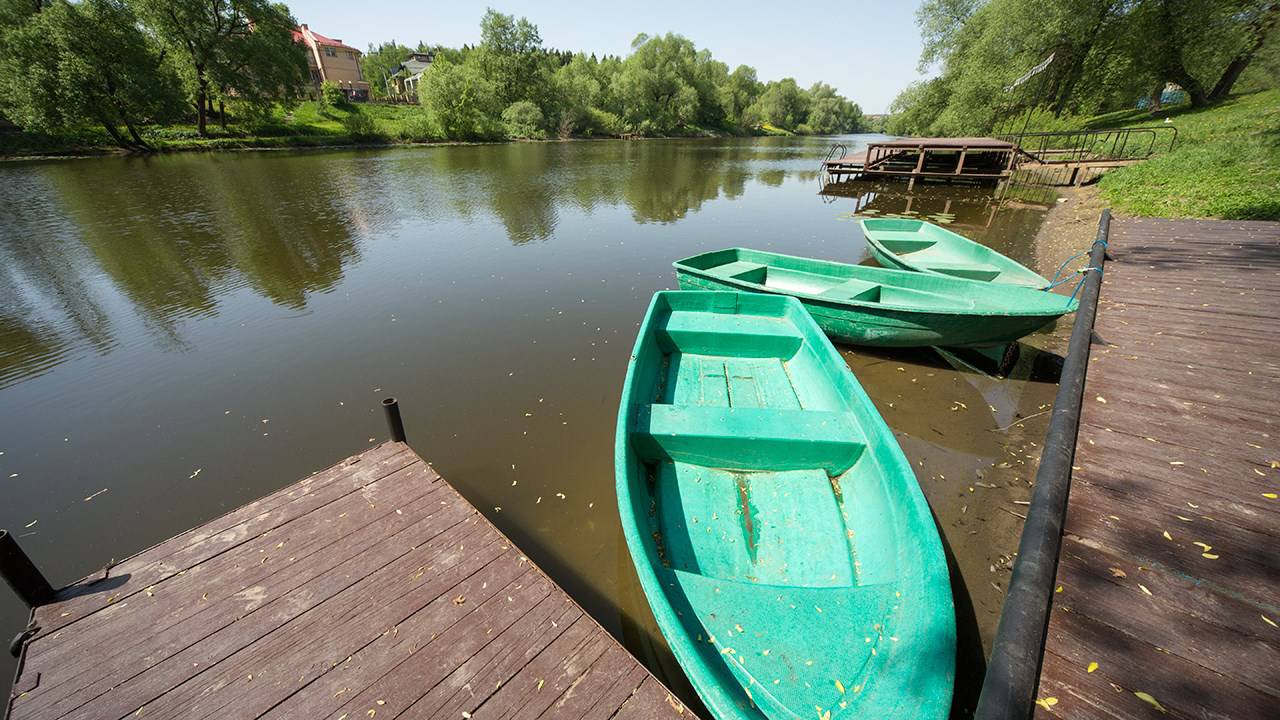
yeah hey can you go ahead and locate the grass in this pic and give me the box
[0,101,431,157]
[1088,90,1280,220]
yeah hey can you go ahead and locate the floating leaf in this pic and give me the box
[1134,691,1167,713]
[1087,661,1098,673]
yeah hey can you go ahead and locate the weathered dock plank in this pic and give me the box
[1034,217,1280,719]
[6,442,695,720]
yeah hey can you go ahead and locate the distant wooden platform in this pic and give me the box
[1034,218,1280,719]
[6,442,695,720]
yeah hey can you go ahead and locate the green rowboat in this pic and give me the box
[859,218,1050,287]
[674,248,1077,348]
[616,291,955,720]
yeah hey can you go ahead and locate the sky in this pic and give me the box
[289,1,928,113]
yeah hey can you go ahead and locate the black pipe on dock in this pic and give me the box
[0,530,54,609]
[382,396,407,443]
[973,210,1111,720]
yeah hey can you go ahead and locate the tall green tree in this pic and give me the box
[751,78,808,130]
[717,65,763,129]
[475,7,549,108]
[131,0,307,135]
[418,57,500,139]
[0,0,184,148]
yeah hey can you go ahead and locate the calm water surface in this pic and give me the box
[0,136,1075,711]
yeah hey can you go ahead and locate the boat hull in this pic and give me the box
[673,249,1076,348]
[616,291,955,720]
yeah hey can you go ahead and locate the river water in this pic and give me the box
[0,136,1074,713]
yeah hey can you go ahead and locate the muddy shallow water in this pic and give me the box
[0,137,1078,712]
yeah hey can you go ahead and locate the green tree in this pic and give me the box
[418,57,500,139]
[476,7,549,108]
[613,33,710,134]
[501,100,545,138]
[131,0,307,136]
[751,78,808,130]
[0,0,184,148]
[718,65,762,129]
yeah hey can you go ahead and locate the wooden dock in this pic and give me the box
[1033,217,1280,718]
[5,442,695,720]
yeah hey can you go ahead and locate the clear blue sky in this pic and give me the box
[288,1,927,113]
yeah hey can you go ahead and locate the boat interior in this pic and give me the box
[621,293,912,717]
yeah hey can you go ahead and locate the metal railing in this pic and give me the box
[1000,126,1178,165]
[973,210,1111,720]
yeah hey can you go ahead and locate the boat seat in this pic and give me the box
[877,237,937,254]
[631,404,864,474]
[818,278,881,302]
[658,311,802,358]
[711,260,767,281]
[920,261,1002,282]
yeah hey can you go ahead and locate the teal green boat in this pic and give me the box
[859,218,1050,287]
[674,248,1077,348]
[616,291,955,720]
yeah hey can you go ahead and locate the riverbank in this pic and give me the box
[0,101,820,160]
[1092,90,1280,221]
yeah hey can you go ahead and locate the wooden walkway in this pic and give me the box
[1034,218,1280,719]
[6,442,694,720]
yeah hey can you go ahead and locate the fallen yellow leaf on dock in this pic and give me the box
[1139,584,1152,596]
[1161,530,1172,541]
[1035,696,1058,710]
[1263,615,1277,628]
[1202,553,1219,559]
[1134,691,1167,713]
[1263,493,1277,499]
[1087,661,1098,673]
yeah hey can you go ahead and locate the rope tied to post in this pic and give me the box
[1067,265,1103,305]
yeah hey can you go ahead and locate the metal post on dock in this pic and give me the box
[0,529,54,608]
[382,397,407,443]
[973,210,1111,720]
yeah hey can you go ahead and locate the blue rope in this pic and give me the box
[1066,265,1102,305]
[1044,250,1091,288]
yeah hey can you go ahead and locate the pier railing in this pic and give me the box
[973,210,1111,720]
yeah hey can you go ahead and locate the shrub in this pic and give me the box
[397,112,440,142]
[318,81,348,115]
[583,108,624,137]
[341,111,381,139]
[501,101,546,139]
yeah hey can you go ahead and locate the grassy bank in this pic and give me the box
[0,101,787,158]
[1088,90,1280,220]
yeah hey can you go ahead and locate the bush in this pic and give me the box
[340,111,381,139]
[397,112,440,141]
[501,101,546,139]
[318,81,348,115]
[583,108,624,136]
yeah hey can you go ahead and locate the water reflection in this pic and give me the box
[0,140,831,387]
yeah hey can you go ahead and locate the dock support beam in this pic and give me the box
[382,397,407,443]
[0,530,54,608]
[974,210,1111,720]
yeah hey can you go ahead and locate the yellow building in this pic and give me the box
[295,24,370,101]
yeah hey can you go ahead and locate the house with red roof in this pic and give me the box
[294,24,370,101]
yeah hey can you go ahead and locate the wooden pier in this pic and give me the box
[822,137,1020,188]
[1033,217,1280,718]
[5,442,695,720]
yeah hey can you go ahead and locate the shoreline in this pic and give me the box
[0,127,813,164]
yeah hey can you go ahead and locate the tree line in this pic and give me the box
[363,10,866,140]
[887,0,1280,136]
[0,2,866,149]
